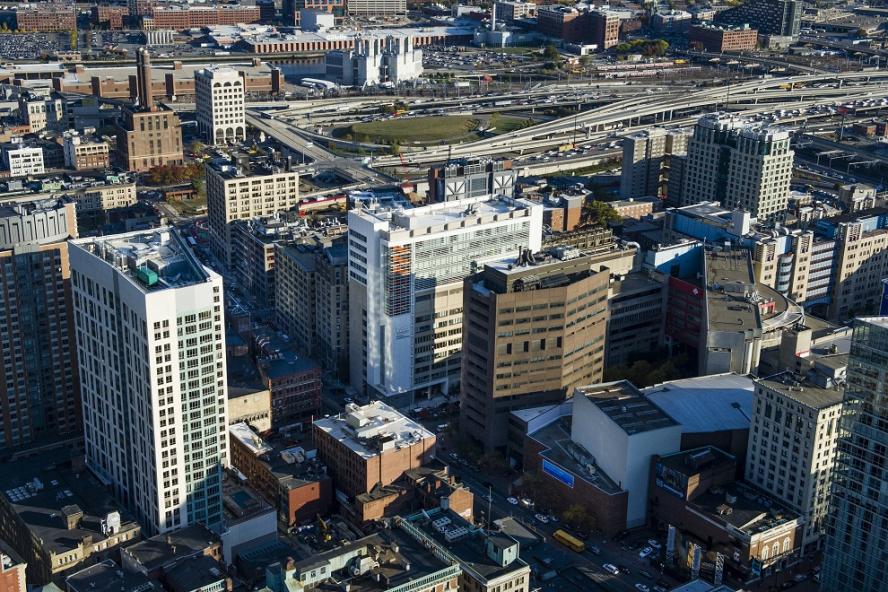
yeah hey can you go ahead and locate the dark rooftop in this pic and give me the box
[691,481,800,537]
[757,372,844,410]
[66,560,157,592]
[164,556,227,592]
[577,381,679,435]
[122,524,220,573]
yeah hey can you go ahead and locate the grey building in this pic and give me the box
[715,0,801,36]
[428,158,516,203]
[821,317,888,591]
[0,197,80,450]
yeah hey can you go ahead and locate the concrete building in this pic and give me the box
[2,142,44,178]
[649,447,803,582]
[681,115,794,224]
[265,525,460,592]
[228,422,332,528]
[312,402,436,500]
[70,229,228,535]
[716,0,802,36]
[606,272,666,366]
[0,541,26,592]
[821,317,888,591]
[620,128,689,200]
[0,450,141,585]
[0,197,80,450]
[206,157,300,267]
[17,92,64,134]
[746,372,843,547]
[572,381,681,528]
[460,246,612,452]
[62,132,110,171]
[493,1,535,23]
[400,508,531,592]
[428,158,515,203]
[195,67,246,145]
[227,385,271,433]
[348,196,542,407]
[688,24,759,52]
[326,35,422,87]
[114,48,184,172]
[70,182,139,216]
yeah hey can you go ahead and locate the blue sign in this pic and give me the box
[542,459,575,488]
[880,279,888,316]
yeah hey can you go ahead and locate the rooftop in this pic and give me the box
[576,381,679,435]
[122,524,220,573]
[691,480,800,538]
[0,451,139,555]
[644,374,754,433]
[657,446,737,478]
[222,476,275,524]
[72,228,212,291]
[164,556,227,592]
[352,195,536,234]
[66,561,156,592]
[229,423,328,491]
[757,372,844,410]
[704,248,761,333]
[314,402,434,460]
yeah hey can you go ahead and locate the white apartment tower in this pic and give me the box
[348,195,542,408]
[745,373,843,547]
[195,67,246,145]
[70,228,228,535]
[681,115,793,223]
[619,128,688,200]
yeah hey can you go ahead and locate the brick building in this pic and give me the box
[688,24,758,52]
[15,5,75,32]
[353,463,474,523]
[313,402,436,500]
[143,5,261,29]
[228,422,332,528]
[92,5,128,29]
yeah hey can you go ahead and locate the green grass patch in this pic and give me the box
[339,115,481,145]
[491,116,537,134]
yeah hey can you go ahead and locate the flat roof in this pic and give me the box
[690,481,799,536]
[123,524,220,572]
[644,374,754,433]
[757,373,844,410]
[657,446,736,477]
[704,248,761,333]
[352,195,535,233]
[314,401,434,460]
[576,381,679,435]
[66,560,156,592]
[73,228,211,291]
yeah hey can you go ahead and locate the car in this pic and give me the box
[603,564,620,576]
[640,570,654,579]
[587,545,601,555]
[534,513,549,524]
[548,514,558,523]
[635,585,650,592]
[520,497,534,508]
[506,496,519,505]
[647,539,662,550]
[638,546,654,559]
[449,453,459,462]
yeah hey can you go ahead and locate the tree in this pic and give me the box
[543,44,561,61]
[188,140,206,156]
[582,200,620,227]
[562,504,596,533]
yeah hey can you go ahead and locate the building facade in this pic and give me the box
[620,128,689,200]
[427,158,515,203]
[3,144,44,178]
[715,0,801,36]
[347,196,542,407]
[0,197,80,450]
[822,317,888,591]
[195,67,246,145]
[326,35,423,87]
[63,133,111,171]
[688,24,758,52]
[70,229,228,535]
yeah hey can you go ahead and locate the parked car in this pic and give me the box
[506,497,519,505]
[603,564,620,576]
[639,546,654,559]
[635,585,650,592]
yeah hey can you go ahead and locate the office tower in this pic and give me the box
[427,158,515,203]
[619,128,688,200]
[114,48,183,172]
[195,68,246,145]
[460,246,612,451]
[70,228,227,535]
[681,115,793,223]
[0,197,80,450]
[206,158,300,267]
[348,196,543,408]
[716,0,801,37]
[745,373,843,547]
[822,317,888,590]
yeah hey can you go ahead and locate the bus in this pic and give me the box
[553,529,585,553]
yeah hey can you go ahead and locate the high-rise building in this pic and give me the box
[347,196,542,408]
[822,317,888,591]
[195,67,246,145]
[114,48,184,172]
[715,0,801,37]
[460,246,612,452]
[206,158,300,267]
[0,197,80,450]
[681,115,794,223]
[619,128,689,200]
[70,228,228,535]
[745,372,843,547]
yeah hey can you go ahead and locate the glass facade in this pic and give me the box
[821,317,888,591]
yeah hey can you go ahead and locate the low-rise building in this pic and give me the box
[14,4,76,31]
[313,402,436,501]
[326,35,423,87]
[228,386,272,433]
[650,447,803,583]
[0,452,141,585]
[688,24,758,52]
[66,560,157,592]
[71,182,138,215]
[0,540,27,592]
[121,525,222,579]
[255,333,322,429]
[63,133,110,171]
[162,555,228,592]
[228,422,332,528]
[2,142,44,177]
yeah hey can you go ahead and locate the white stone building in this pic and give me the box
[2,142,44,178]
[195,67,246,145]
[326,35,422,87]
[70,228,228,535]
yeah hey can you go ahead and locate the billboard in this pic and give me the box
[542,459,575,488]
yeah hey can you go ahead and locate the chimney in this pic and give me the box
[135,47,155,111]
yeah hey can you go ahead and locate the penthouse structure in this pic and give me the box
[206,157,300,267]
[427,158,515,203]
[681,115,794,224]
[70,229,227,535]
[460,245,615,452]
[313,402,436,500]
[348,196,542,407]
[0,197,80,450]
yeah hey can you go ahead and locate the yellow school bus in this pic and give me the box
[553,529,585,553]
